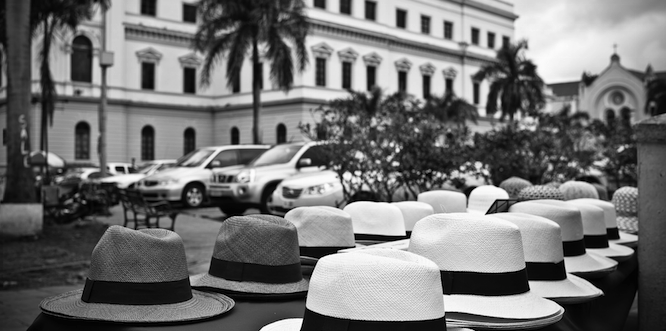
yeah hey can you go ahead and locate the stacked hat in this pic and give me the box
[612,187,639,235]
[192,214,309,299]
[409,213,564,329]
[417,190,467,213]
[392,201,434,236]
[499,176,533,199]
[591,183,609,200]
[260,249,473,331]
[40,226,235,323]
[491,213,603,304]
[518,185,565,201]
[509,201,618,279]
[343,201,407,244]
[467,185,510,214]
[573,198,637,247]
[559,181,600,200]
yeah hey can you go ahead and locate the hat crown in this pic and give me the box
[417,190,467,213]
[343,201,406,236]
[566,202,607,235]
[467,185,510,213]
[573,199,617,228]
[560,181,599,200]
[612,187,638,214]
[213,215,300,266]
[392,201,434,231]
[409,213,526,273]
[88,226,189,283]
[518,185,565,201]
[306,249,445,321]
[494,213,564,263]
[285,206,355,247]
[500,177,533,199]
[509,201,584,242]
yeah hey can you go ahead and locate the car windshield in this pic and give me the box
[251,144,304,167]
[137,163,157,174]
[175,149,215,167]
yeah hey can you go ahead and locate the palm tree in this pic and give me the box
[645,77,666,116]
[194,0,309,144]
[474,40,545,122]
[423,92,478,128]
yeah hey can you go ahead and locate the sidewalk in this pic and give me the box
[0,205,228,331]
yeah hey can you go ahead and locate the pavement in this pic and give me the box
[0,204,237,331]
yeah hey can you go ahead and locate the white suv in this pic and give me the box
[135,145,269,208]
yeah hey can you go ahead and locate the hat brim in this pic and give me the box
[443,290,564,320]
[617,216,638,234]
[259,318,475,331]
[528,273,603,304]
[191,273,309,298]
[609,231,638,248]
[586,243,634,262]
[564,251,617,279]
[40,289,234,323]
[338,239,410,253]
[446,309,563,330]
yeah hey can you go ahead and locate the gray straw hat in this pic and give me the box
[499,177,533,199]
[518,185,565,201]
[40,226,235,323]
[192,214,309,298]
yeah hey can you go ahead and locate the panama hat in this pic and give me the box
[408,213,564,329]
[40,226,234,323]
[573,198,637,246]
[467,185,510,214]
[392,201,434,236]
[509,201,618,279]
[491,213,603,304]
[612,187,639,235]
[499,177,533,199]
[417,190,467,213]
[518,185,565,201]
[559,181,600,200]
[343,201,407,244]
[192,214,309,299]
[284,206,356,265]
[260,249,472,331]
[591,183,609,200]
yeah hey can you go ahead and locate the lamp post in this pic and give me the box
[98,7,113,177]
[458,41,469,98]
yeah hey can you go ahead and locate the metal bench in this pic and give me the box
[118,189,180,231]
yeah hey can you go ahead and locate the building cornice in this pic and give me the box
[449,0,518,21]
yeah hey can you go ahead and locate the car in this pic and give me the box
[106,162,137,176]
[208,142,329,215]
[100,160,176,189]
[269,169,345,215]
[135,145,270,208]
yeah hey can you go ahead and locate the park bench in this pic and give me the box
[118,189,180,231]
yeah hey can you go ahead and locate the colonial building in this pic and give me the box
[0,0,517,170]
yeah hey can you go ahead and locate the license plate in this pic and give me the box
[209,190,222,197]
[283,200,293,208]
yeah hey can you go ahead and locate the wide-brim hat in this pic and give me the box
[40,226,235,323]
[417,190,467,213]
[518,185,565,201]
[408,213,564,325]
[572,198,637,246]
[467,185,510,214]
[491,212,603,304]
[261,319,474,331]
[499,176,533,199]
[192,215,309,299]
[343,201,407,243]
[612,186,640,239]
[391,201,434,235]
[509,201,618,279]
[559,181,599,200]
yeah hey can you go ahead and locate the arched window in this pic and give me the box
[74,121,90,159]
[71,36,93,83]
[605,109,616,124]
[141,126,155,160]
[183,127,196,155]
[276,123,287,144]
[230,127,240,145]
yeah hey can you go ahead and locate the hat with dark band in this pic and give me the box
[392,201,434,237]
[612,187,639,236]
[572,198,637,246]
[343,201,407,244]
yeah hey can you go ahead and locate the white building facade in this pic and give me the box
[0,0,516,169]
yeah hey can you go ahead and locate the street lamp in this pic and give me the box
[98,51,113,177]
[458,41,469,97]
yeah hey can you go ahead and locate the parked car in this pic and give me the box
[269,169,344,215]
[100,160,176,189]
[208,142,328,215]
[135,145,270,208]
[106,162,137,176]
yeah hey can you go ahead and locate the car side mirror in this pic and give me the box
[297,158,312,168]
[208,160,222,168]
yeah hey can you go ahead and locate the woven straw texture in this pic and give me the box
[509,201,584,241]
[572,199,617,229]
[563,251,617,277]
[192,214,309,294]
[566,201,635,260]
[518,185,565,201]
[418,190,467,213]
[559,181,599,200]
[613,187,639,234]
[284,206,355,247]
[392,201,434,231]
[338,238,410,253]
[528,273,603,305]
[467,185,510,214]
[40,226,235,323]
[306,249,445,321]
[343,201,406,236]
[499,177,534,199]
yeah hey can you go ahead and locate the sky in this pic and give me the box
[510,0,666,84]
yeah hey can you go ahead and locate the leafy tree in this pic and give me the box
[588,114,637,189]
[645,77,666,116]
[474,40,545,122]
[194,0,309,144]
[422,92,478,129]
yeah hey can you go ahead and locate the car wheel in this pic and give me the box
[219,205,247,216]
[182,183,205,208]
[260,183,279,214]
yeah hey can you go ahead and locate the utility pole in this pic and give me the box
[99,7,113,176]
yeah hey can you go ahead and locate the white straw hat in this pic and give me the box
[559,181,600,200]
[509,201,618,279]
[192,214,309,299]
[417,190,467,213]
[612,187,639,236]
[499,176,533,199]
[40,226,235,323]
[391,201,434,236]
[491,213,603,304]
[518,185,565,201]
[343,201,407,244]
[467,185,510,214]
[408,213,564,329]
[260,249,472,331]
[572,198,637,246]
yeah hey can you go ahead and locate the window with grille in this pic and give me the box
[444,21,453,40]
[502,36,510,48]
[183,3,196,23]
[316,58,326,87]
[421,15,430,34]
[141,126,155,161]
[71,36,92,83]
[367,65,376,91]
[141,0,157,16]
[141,62,155,90]
[231,127,240,145]
[184,128,195,155]
[473,82,480,105]
[398,71,407,93]
[471,27,480,45]
[183,67,196,94]
[487,32,495,49]
[314,0,326,9]
[365,1,376,20]
[276,124,287,144]
[340,0,352,15]
[396,9,407,28]
[423,75,431,99]
[342,62,352,90]
[75,122,90,160]
[446,78,453,94]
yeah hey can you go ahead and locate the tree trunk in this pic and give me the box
[4,0,37,203]
[252,39,262,144]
